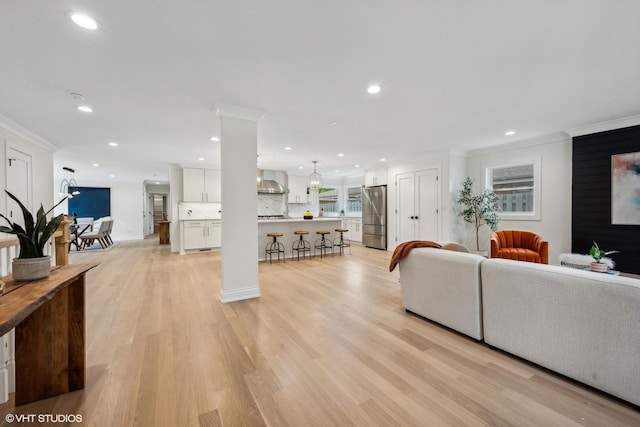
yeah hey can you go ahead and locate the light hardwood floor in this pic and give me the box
[1,239,639,426]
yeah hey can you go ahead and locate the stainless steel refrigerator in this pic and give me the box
[362,185,387,249]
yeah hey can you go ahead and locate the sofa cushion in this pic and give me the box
[495,248,541,263]
[442,242,470,253]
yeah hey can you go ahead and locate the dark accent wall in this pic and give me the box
[572,124,640,274]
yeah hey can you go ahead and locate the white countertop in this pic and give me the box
[257,217,343,224]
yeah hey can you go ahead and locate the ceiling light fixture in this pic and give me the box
[354,164,360,168]
[380,158,386,162]
[298,166,304,170]
[285,146,292,151]
[505,130,516,136]
[309,161,322,190]
[70,92,93,113]
[109,174,115,178]
[69,12,98,30]
[198,157,205,161]
[92,163,100,167]
[367,85,381,94]
[108,142,118,147]
[59,167,80,198]
[210,136,220,141]
[337,153,344,157]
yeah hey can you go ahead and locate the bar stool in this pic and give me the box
[333,228,351,255]
[314,231,333,258]
[292,230,311,261]
[265,232,285,263]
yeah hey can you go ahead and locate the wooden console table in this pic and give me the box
[0,263,98,406]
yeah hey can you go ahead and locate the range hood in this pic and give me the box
[257,169,287,194]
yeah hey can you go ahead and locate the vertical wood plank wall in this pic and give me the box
[572,124,640,274]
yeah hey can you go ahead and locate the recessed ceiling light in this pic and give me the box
[77,105,93,113]
[367,85,381,94]
[155,181,160,185]
[380,158,386,162]
[298,166,304,169]
[210,136,220,141]
[330,121,338,126]
[337,153,344,157]
[285,146,292,151]
[92,163,100,167]
[69,13,98,30]
[198,157,205,161]
[109,174,115,178]
[335,169,340,173]
[505,130,516,136]
[354,164,360,168]
[108,142,118,147]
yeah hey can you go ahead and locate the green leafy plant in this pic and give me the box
[0,190,67,258]
[456,177,500,251]
[590,241,619,263]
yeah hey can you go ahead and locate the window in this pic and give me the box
[485,157,540,220]
[346,187,362,213]
[318,188,339,213]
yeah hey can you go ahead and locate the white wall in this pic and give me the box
[465,133,572,263]
[55,179,145,241]
[169,164,183,252]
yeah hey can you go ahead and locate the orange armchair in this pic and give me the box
[490,230,548,264]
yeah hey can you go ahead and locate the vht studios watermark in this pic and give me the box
[5,413,83,423]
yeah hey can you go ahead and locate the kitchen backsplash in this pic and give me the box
[257,194,287,216]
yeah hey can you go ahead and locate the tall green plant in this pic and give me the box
[0,190,67,258]
[456,177,500,251]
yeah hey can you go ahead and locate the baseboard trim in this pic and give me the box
[220,286,261,303]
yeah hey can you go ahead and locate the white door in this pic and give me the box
[396,169,440,243]
[416,169,439,241]
[396,172,416,243]
[5,147,32,229]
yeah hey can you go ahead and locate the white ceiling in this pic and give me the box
[1,1,640,184]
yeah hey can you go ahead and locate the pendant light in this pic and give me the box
[59,167,81,198]
[309,160,322,190]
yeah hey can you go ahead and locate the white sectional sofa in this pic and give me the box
[398,249,640,406]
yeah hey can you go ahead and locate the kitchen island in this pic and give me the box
[258,217,343,261]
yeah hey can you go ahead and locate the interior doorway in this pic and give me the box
[396,169,440,243]
[5,147,32,228]
[152,194,166,234]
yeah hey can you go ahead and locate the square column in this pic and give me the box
[216,104,263,303]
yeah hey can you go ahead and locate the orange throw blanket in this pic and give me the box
[389,240,442,272]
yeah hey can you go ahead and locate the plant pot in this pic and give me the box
[590,262,608,273]
[12,256,52,281]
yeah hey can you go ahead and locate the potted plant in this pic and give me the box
[0,190,67,281]
[456,177,500,253]
[589,241,619,272]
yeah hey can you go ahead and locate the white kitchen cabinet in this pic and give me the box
[365,168,387,187]
[288,175,309,204]
[183,168,221,202]
[341,218,362,243]
[183,220,221,250]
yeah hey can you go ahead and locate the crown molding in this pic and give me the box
[0,113,58,152]
[466,131,571,157]
[566,114,640,137]
[214,103,265,122]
